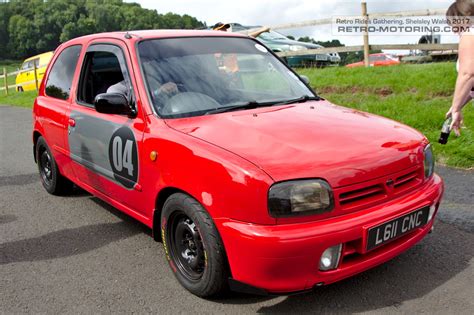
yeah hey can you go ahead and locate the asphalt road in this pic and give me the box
[1,105,473,314]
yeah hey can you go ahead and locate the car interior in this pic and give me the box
[78,51,125,105]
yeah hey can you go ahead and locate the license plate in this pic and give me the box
[366,207,430,251]
[315,55,328,61]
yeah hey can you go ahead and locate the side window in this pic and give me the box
[21,61,30,71]
[45,45,82,100]
[77,46,131,106]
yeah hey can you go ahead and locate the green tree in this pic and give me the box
[0,2,10,56]
[0,0,205,60]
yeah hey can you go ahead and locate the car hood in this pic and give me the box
[165,100,426,187]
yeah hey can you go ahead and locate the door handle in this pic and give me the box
[68,118,76,127]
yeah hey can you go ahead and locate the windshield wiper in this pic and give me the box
[205,95,320,115]
[205,101,266,115]
[270,95,320,106]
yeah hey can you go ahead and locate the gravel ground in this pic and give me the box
[1,105,473,314]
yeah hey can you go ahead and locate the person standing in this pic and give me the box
[446,0,474,136]
[211,22,270,75]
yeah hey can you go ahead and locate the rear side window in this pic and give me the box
[45,45,82,100]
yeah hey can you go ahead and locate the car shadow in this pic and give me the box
[0,214,18,225]
[88,196,152,237]
[0,196,150,265]
[219,221,473,313]
[0,173,39,187]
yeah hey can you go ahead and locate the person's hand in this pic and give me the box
[158,82,178,95]
[446,107,464,136]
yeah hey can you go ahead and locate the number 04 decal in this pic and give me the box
[112,137,134,176]
[108,127,138,189]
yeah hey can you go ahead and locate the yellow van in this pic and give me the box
[16,51,54,92]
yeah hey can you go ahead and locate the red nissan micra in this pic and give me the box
[33,30,444,297]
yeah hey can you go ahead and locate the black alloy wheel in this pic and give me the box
[168,212,206,281]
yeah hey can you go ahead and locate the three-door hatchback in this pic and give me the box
[33,30,444,297]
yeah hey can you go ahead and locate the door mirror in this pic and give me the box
[94,93,136,117]
[300,75,310,85]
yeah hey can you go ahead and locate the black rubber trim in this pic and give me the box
[228,278,318,296]
[228,278,269,296]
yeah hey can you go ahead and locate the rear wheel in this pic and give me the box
[161,193,229,297]
[36,136,73,195]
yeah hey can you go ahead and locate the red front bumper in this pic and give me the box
[215,174,444,294]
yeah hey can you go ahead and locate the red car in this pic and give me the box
[346,53,401,68]
[33,30,443,297]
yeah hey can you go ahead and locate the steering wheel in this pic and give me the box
[160,92,221,116]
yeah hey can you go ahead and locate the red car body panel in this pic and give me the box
[33,30,444,294]
[166,101,425,186]
[217,174,442,292]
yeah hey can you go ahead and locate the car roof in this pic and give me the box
[63,29,247,45]
[24,51,54,62]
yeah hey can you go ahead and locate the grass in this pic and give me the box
[0,60,38,107]
[0,90,37,108]
[298,62,473,169]
[0,61,471,168]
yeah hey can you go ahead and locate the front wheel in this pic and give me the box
[161,193,229,297]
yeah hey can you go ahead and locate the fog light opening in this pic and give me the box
[319,244,342,271]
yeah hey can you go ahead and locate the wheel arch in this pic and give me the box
[153,186,193,241]
[33,130,42,163]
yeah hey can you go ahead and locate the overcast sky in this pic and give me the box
[130,0,458,48]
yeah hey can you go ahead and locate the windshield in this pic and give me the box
[258,30,288,41]
[138,37,314,118]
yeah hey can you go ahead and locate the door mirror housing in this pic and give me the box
[94,93,136,117]
[300,75,310,85]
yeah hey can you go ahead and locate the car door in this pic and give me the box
[67,40,148,216]
[36,44,83,180]
[37,56,50,84]
[17,60,31,90]
[26,59,39,90]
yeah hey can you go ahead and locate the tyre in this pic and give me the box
[161,193,229,297]
[36,136,73,195]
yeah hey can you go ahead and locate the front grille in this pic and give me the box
[339,184,386,208]
[337,167,423,211]
[394,170,420,192]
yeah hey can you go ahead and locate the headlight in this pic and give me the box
[424,144,434,179]
[268,179,334,217]
[289,45,306,52]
